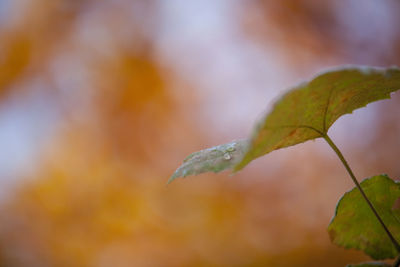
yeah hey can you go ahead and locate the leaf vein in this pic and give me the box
[265,124,324,136]
[323,84,335,133]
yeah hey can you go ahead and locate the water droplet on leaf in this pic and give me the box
[226,146,235,152]
[223,153,231,160]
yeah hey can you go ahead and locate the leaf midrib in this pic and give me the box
[265,124,324,136]
[323,85,336,133]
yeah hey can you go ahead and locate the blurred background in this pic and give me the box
[0,0,399,266]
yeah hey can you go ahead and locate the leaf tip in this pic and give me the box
[166,172,180,185]
[166,177,174,185]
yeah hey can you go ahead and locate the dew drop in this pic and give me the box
[223,153,231,160]
[226,146,235,152]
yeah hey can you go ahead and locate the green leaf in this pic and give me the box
[235,66,400,171]
[328,174,400,260]
[168,140,248,184]
[346,263,391,267]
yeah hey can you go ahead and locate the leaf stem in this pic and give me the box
[323,133,400,253]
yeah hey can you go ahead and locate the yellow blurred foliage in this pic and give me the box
[0,35,31,94]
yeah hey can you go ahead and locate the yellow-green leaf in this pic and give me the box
[328,175,400,260]
[235,66,400,171]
